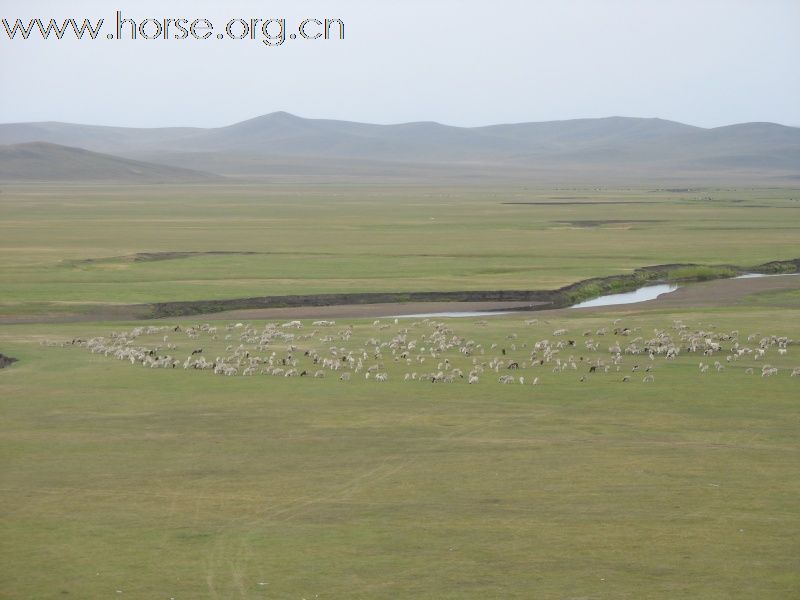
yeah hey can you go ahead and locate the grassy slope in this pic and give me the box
[0,142,218,183]
[1,300,799,599]
[1,185,799,316]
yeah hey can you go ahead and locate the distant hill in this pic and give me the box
[0,142,219,183]
[1,113,798,183]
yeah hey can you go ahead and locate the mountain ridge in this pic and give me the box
[1,113,798,183]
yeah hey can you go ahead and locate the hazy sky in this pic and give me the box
[1,0,798,128]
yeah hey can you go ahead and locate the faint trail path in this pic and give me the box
[200,417,503,597]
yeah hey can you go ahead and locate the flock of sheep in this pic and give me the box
[61,316,800,385]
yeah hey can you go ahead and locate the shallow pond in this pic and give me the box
[734,272,798,279]
[569,283,679,308]
[391,310,517,319]
[388,272,798,318]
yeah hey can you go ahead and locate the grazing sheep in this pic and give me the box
[74,318,796,398]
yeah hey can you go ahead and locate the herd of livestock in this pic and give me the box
[58,316,800,385]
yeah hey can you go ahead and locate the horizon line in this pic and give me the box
[1,112,798,131]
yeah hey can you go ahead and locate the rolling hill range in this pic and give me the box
[0,142,219,183]
[1,113,798,183]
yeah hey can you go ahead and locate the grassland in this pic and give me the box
[1,184,799,599]
[2,300,800,599]
[1,184,799,317]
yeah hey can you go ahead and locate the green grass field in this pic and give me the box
[1,184,799,599]
[1,185,799,316]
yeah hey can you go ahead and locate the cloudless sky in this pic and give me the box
[1,0,798,128]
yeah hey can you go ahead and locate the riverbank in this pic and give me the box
[185,272,800,321]
[1,258,797,324]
